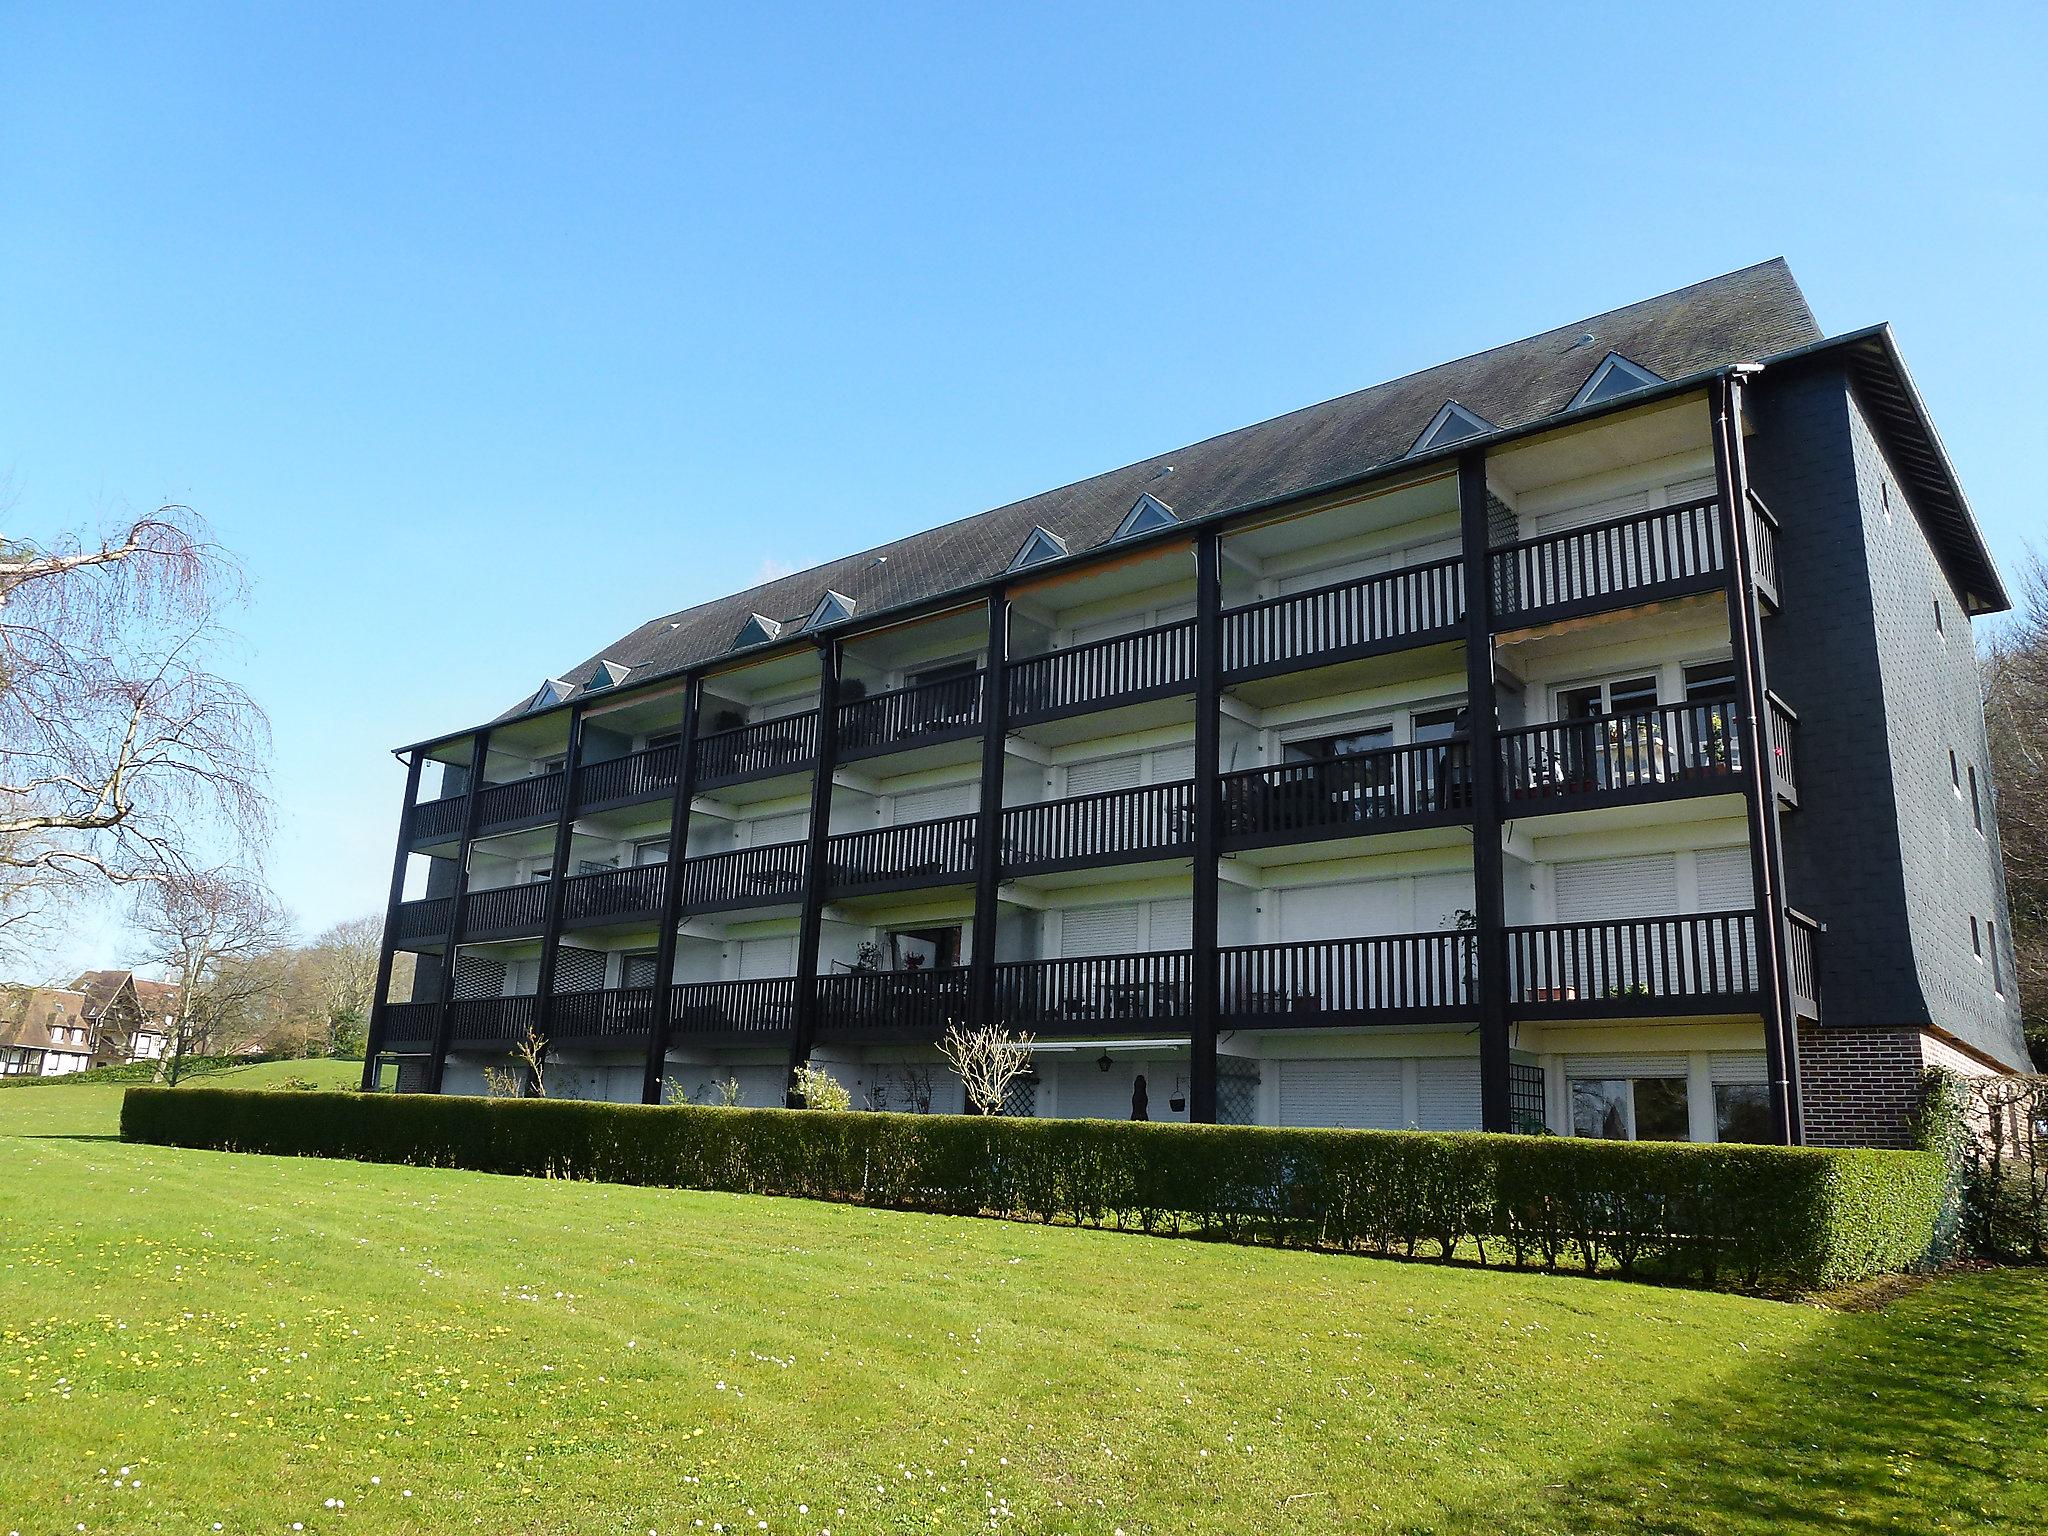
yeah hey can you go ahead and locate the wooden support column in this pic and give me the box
[1189,533,1223,1124]
[641,679,702,1104]
[529,704,588,1079]
[361,749,425,1091]
[425,731,492,1094]
[787,643,843,1105]
[968,591,1010,1035]
[1712,371,1802,1144]
[1457,451,1512,1132]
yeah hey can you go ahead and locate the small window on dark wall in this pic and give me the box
[1950,750,1961,791]
[1990,922,2003,994]
[1934,595,1945,637]
[1968,765,1983,831]
[1971,915,1983,959]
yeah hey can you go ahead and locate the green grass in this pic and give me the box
[3,1088,2042,1534]
[0,1056,358,1135]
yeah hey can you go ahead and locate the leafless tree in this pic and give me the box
[1,505,270,953]
[483,1025,549,1098]
[1984,551,2048,1066]
[130,866,292,1083]
[938,1018,1036,1115]
[308,914,385,1052]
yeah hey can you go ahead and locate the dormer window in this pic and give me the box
[732,613,783,649]
[803,590,858,631]
[1568,352,1665,410]
[1111,492,1179,542]
[1007,526,1068,572]
[529,679,572,711]
[1409,401,1493,456]
[582,659,632,693]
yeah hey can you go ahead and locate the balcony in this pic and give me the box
[814,966,971,1040]
[1220,933,1475,1026]
[1007,618,1196,725]
[1490,497,1725,630]
[693,711,819,790]
[392,896,453,945]
[474,772,566,835]
[826,814,979,896]
[408,793,467,845]
[1506,909,1761,1019]
[446,994,538,1044]
[994,952,1195,1036]
[1002,781,1194,876]
[1221,556,1464,683]
[837,673,985,763]
[669,977,798,1038]
[1787,910,1822,1019]
[1766,695,1800,805]
[1498,702,1746,816]
[677,840,810,912]
[462,881,552,940]
[380,1001,440,1046]
[1221,742,1473,851]
[561,863,668,928]
[574,743,680,812]
[551,984,663,1043]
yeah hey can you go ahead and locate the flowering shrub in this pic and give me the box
[122,1087,1946,1292]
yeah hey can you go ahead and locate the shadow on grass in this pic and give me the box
[16,1133,124,1142]
[1475,1267,2046,1535]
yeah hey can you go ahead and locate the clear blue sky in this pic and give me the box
[4,3,2043,978]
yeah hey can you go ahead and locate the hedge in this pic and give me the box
[120,1088,1948,1292]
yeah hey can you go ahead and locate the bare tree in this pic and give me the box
[307,914,385,1054]
[130,867,292,1083]
[1984,551,2048,1066]
[1,506,270,952]
[938,1019,1036,1116]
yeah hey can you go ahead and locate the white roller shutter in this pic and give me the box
[1067,755,1142,797]
[1709,1052,1768,1085]
[1278,1059,1403,1129]
[1057,1061,1145,1121]
[1277,880,1405,942]
[1663,474,1718,504]
[737,936,794,980]
[1148,898,1194,950]
[1412,873,1476,932]
[1062,905,1141,957]
[1537,488,1648,536]
[893,782,976,823]
[1148,744,1197,782]
[748,811,808,847]
[1565,1053,1689,1080]
[1695,848,1753,912]
[1555,855,1679,922]
[1416,1060,1482,1131]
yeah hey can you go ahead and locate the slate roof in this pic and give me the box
[487,260,1841,728]
[0,987,89,1054]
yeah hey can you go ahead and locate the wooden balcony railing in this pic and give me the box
[1001,781,1195,873]
[380,1001,440,1045]
[392,896,454,945]
[1221,741,1472,844]
[814,966,972,1036]
[994,951,1196,1033]
[1506,909,1759,1013]
[827,814,978,891]
[1221,555,1464,679]
[1490,497,1725,626]
[1766,695,1799,804]
[474,771,566,831]
[1787,910,1822,1020]
[1748,491,1781,606]
[677,840,810,910]
[574,743,680,809]
[837,672,984,758]
[693,710,819,787]
[462,881,553,938]
[446,994,538,1042]
[560,863,668,927]
[1499,702,1744,808]
[1219,933,1475,1022]
[1006,617,1197,722]
[670,977,799,1036]
[408,793,467,843]
[551,984,663,1040]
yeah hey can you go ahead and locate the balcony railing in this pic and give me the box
[1766,695,1799,804]
[677,840,810,910]
[1221,742,1472,845]
[408,794,467,844]
[837,673,984,759]
[1748,492,1781,606]
[826,814,978,892]
[551,984,663,1040]
[1491,497,1725,627]
[462,881,552,939]
[1001,781,1195,874]
[1506,909,1759,1014]
[1222,555,1464,679]
[575,743,680,810]
[693,711,819,787]
[380,1001,440,1045]
[1787,910,1822,1020]
[994,951,1195,1034]
[393,896,453,945]
[814,966,971,1036]
[1007,617,1197,723]
[446,994,538,1043]
[474,771,566,832]
[1220,933,1475,1023]
[670,977,798,1036]
[561,863,668,927]
[1499,702,1744,809]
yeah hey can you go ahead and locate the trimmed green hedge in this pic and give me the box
[120,1088,1947,1292]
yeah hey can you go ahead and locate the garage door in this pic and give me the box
[1415,1059,1482,1130]
[1278,1059,1402,1129]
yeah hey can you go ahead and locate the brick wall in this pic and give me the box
[1798,1024,2002,1147]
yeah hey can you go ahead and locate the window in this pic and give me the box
[529,679,571,711]
[1571,1077,1689,1141]
[1567,352,1664,410]
[804,590,857,631]
[1111,492,1178,541]
[633,837,669,867]
[575,857,617,876]
[1411,706,1465,743]
[1972,915,1983,960]
[1934,596,1946,637]
[733,613,783,649]
[622,950,662,989]
[1990,922,2004,994]
[1881,480,1892,521]
[1008,526,1068,572]
[1951,750,1962,792]
[1968,765,1983,831]
[1284,725,1392,763]
[529,864,554,884]
[1409,401,1493,455]
[646,731,682,752]
[1558,675,1659,721]
[1713,1083,1774,1143]
[1682,659,1738,702]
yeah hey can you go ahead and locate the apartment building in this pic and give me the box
[365,259,2025,1147]
[0,972,176,1076]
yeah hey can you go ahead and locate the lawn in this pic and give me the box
[2,1085,2041,1534]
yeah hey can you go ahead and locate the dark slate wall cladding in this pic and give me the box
[1746,366,1926,1035]
[1841,388,2027,1068]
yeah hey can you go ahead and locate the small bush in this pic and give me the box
[120,1089,1948,1293]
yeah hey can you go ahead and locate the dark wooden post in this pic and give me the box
[641,679,703,1104]
[1457,450,1512,1132]
[361,749,424,1091]
[1712,371,1801,1144]
[530,704,588,1073]
[787,642,843,1105]
[425,730,492,1094]
[969,591,1010,1034]
[1189,533,1223,1123]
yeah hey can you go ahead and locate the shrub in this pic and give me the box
[120,1089,1948,1293]
[1921,1069,2048,1263]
